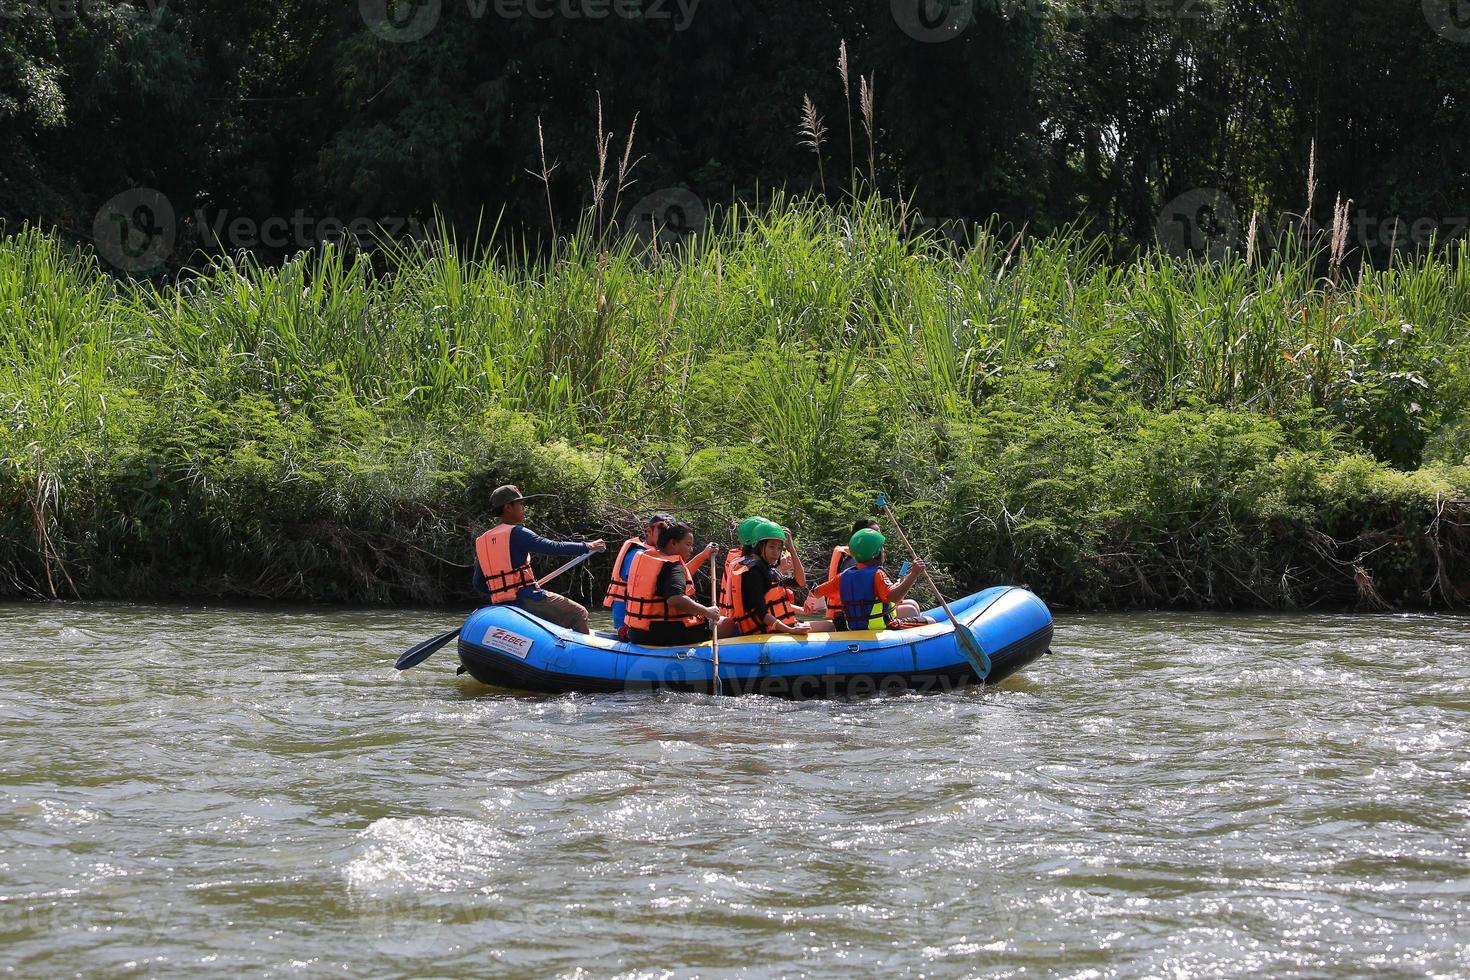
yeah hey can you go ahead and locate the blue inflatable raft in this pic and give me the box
[455,586,1052,698]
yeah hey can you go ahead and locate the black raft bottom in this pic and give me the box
[456,625,1052,700]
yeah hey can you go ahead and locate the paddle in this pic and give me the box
[710,546,722,696]
[394,627,460,671]
[393,549,597,671]
[535,549,596,589]
[875,493,992,682]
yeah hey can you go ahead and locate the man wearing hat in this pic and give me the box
[473,485,607,633]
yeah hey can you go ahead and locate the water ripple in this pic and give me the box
[1,605,1468,975]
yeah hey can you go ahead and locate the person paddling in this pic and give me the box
[722,520,811,638]
[623,522,722,646]
[828,518,879,581]
[473,485,607,634]
[808,528,932,631]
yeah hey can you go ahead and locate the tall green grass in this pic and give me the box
[10,196,1464,451]
[2,197,1468,605]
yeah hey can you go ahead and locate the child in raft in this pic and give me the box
[805,528,934,631]
[719,520,813,639]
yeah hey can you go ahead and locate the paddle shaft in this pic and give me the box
[710,551,722,695]
[536,548,594,587]
[396,547,595,671]
[879,500,963,629]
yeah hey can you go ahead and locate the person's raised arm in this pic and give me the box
[887,558,926,604]
[516,526,607,558]
[783,527,806,589]
[686,542,716,577]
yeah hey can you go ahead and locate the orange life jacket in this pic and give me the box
[729,561,797,635]
[827,545,853,583]
[717,552,752,620]
[623,550,703,631]
[474,524,536,604]
[603,537,646,608]
[718,548,747,619]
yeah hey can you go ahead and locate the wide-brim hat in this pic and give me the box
[489,484,546,510]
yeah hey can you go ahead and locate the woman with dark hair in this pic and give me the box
[622,522,722,646]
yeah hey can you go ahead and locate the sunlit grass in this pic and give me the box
[3,196,1467,469]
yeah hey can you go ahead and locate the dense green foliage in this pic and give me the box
[2,0,1467,261]
[4,199,1468,607]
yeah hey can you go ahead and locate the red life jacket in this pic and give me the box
[603,537,646,608]
[623,550,703,631]
[474,524,536,604]
[729,561,797,635]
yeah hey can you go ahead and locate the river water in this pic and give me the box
[2,604,1468,977]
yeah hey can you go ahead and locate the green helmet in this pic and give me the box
[751,519,787,547]
[737,515,771,546]
[850,528,886,562]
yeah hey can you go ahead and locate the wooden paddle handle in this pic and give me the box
[881,501,961,626]
[710,548,722,694]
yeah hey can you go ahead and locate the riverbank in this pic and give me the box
[4,200,1469,608]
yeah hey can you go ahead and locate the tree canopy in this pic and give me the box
[2,0,1467,266]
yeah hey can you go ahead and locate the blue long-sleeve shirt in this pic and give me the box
[472,525,591,602]
[609,543,647,630]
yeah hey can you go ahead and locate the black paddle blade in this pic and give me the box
[394,628,461,671]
